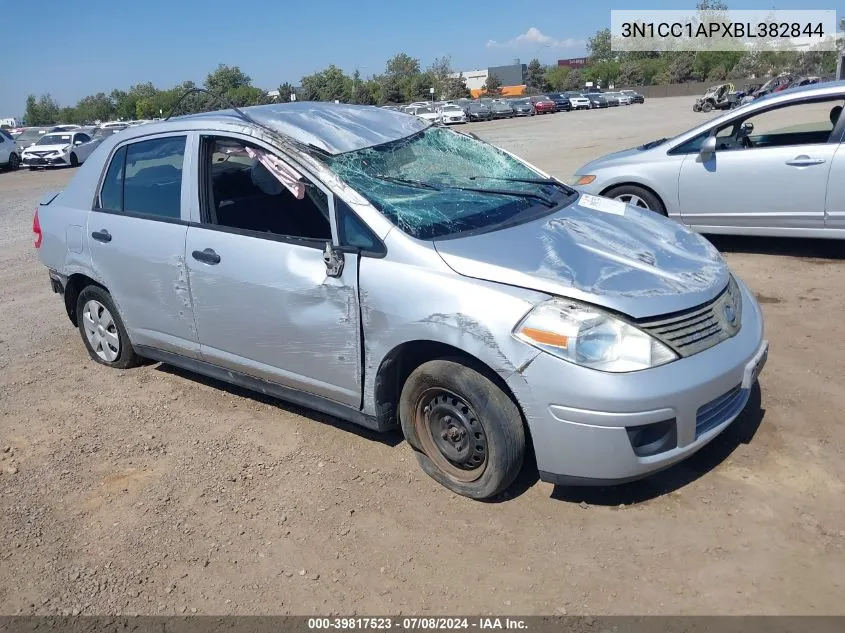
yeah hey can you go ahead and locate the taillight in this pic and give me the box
[33,208,42,249]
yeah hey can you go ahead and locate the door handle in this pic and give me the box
[785,155,826,167]
[192,248,221,265]
[91,229,112,243]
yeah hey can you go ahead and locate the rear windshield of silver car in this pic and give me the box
[326,126,576,240]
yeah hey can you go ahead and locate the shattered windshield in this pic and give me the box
[326,127,576,240]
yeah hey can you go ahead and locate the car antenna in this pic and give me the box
[164,87,327,156]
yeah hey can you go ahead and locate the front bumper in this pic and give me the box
[22,155,68,167]
[443,116,466,124]
[508,279,767,485]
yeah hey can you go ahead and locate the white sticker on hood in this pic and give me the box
[579,194,626,216]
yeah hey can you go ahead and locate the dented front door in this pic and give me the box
[184,228,362,407]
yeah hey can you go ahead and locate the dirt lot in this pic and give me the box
[1,96,843,616]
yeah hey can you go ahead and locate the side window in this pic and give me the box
[76,133,91,144]
[123,136,186,219]
[739,99,844,148]
[336,198,383,254]
[203,136,331,241]
[99,146,126,211]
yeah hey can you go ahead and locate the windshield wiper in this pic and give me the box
[443,184,556,206]
[371,174,555,205]
[371,175,443,191]
[467,175,574,194]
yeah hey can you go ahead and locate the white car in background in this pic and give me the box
[21,130,98,169]
[0,128,21,170]
[403,105,442,124]
[438,104,467,124]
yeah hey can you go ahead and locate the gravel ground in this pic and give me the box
[1,96,843,616]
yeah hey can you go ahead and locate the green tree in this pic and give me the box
[585,60,620,86]
[525,58,548,91]
[706,66,727,81]
[300,65,352,102]
[587,28,613,63]
[617,61,644,87]
[74,92,115,123]
[667,54,695,82]
[564,69,585,91]
[482,73,503,96]
[544,65,571,91]
[205,64,253,96]
[278,82,296,102]
[25,94,60,126]
[693,51,742,79]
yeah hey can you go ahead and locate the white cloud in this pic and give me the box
[486,27,583,49]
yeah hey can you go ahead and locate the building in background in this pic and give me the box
[453,61,527,98]
[558,57,588,69]
[449,69,488,93]
[0,117,17,127]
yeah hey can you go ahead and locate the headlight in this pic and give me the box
[514,299,677,372]
[570,175,596,186]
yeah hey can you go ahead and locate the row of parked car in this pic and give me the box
[387,89,645,124]
[0,120,153,171]
[692,75,823,113]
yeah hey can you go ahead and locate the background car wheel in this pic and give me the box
[399,359,525,500]
[76,285,141,369]
[604,185,666,215]
[702,101,714,112]
[69,153,79,167]
[7,153,20,170]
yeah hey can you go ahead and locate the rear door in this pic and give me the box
[678,96,843,231]
[184,134,363,406]
[88,132,201,357]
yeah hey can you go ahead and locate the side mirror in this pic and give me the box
[74,140,83,146]
[700,135,717,159]
[322,242,345,278]
[739,122,754,137]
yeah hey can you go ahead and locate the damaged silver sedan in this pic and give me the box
[34,102,768,499]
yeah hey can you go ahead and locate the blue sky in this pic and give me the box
[4,0,832,117]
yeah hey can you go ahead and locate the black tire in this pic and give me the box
[69,152,79,167]
[701,101,714,113]
[29,166,37,171]
[399,359,525,500]
[603,184,666,215]
[5,153,20,170]
[76,285,141,369]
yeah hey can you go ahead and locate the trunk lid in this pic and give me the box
[433,194,729,319]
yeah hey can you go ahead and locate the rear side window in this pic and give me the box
[98,136,186,219]
[100,146,126,210]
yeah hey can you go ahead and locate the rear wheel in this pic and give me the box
[604,185,666,215]
[400,359,525,500]
[76,285,141,369]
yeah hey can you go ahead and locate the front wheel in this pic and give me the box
[604,184,666,215]
[400,359,525,500]
[6,153,20,170]
[69,152,79,167]
[701,101,714,113]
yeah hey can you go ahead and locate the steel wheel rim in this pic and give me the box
[414,388,488,483]
[614,193,650,209]
[82,300,120,362]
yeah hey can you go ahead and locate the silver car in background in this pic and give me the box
[33,103,766,500]
[572,81,845,238]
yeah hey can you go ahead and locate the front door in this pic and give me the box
[678,97,843,231]
[88,133,201,357]
[185,135,362,406]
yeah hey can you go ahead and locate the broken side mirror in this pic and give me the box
[700,135,717,159]
[323,242,345,278]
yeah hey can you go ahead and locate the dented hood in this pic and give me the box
[433,194,730,319]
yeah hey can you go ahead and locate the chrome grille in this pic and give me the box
[638,277,742,357]
[696,385,747,437]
